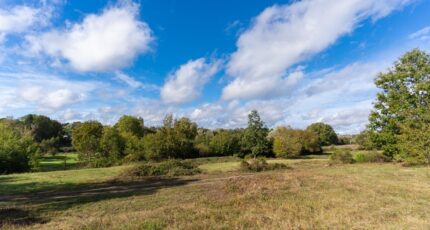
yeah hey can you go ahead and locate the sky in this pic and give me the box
[0,0,429,134]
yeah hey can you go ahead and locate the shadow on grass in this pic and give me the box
[39,154,81,172]
[0,207,47,228]
[0,177,198,227]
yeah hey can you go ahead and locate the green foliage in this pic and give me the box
[0,122,39,174]
[270,126,321,158]
[355,130,374,150]
[240,110,270,158]
[72,121,103,164]
[20,114,63,143]
[123,159,201,177]
[209,130,241,156]
[194,129,214,157]
[115,115,145,138]
[240,158,287,172]
[354,151,391,163]
[368,48,430,164]
[99,127,125,164]
[329,150,354,164]
[306,122,338,146]
[396,116,430,166]
[143,115,198,160]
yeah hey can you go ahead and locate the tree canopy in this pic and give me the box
[306,122,338,146]
[368,48,430,164]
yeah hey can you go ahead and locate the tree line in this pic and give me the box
[0,111,338,173]
[2,48,429,173]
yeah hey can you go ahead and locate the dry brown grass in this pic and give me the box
[1,159,430,230]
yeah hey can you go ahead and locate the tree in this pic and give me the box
[99,127,125,163]
[115,115,145,138]
[240,110,270,158]
[0,122,38,174]
[270,126,321,158]
[142,115,198,160]
[368,48,430,163]
[114,115,145,160]
[19,114,64,153]
[20,114,63,142]
[210,130,241,156]
[72,121,103,163]
[194,128,214,157]
[355,130,374,150]
[306,122,338,146]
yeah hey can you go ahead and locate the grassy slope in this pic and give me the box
[1,153,430,229]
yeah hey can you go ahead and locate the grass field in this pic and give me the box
[1,151,430,229]
[38,153,80,172]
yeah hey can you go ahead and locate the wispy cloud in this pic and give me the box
[223,0,412,100]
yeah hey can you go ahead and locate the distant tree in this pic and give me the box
[194,128,214,157]
[368,48,430,164]
[99,127,125,163]
[114,115,145,160]
[19,114,64,153]
[355,130,374,150]
[0,122,38,174]
[143,115,198,160]
[72,121,103,163]
[210,130,241,156]
[115,115,145,138]
[306,122,338,146]
[143,132,166,161]
[240,110,270,158]
[270,126,320,158]
[20,114,63,142]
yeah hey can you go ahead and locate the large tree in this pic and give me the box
[240,110,271,157]
[368,48,430,164]
[72,121,104,162]
[306,122,338,146]
[114,115,145,138]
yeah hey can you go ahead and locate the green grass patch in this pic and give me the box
[38,153,80,172]
[0,164,132,196]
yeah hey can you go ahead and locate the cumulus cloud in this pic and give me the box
[161,58,221,104]
[27,1,153,72]
[223,0,412,100]
[0,5,50,43]
[0,72,101,113]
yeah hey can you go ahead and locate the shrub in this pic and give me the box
[329,150,354,164]
[354,151,391,163]
[0,122,39,174]
[240,158,287,172]
[123,160,201,177]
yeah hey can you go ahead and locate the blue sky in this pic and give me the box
[0,0,429,133]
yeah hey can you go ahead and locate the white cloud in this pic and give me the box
[27,1,153,72]
[161,58,220,104]
[0,72,101,113]
[223,0,412,100]
[115,71,142,88]
[0,5,50,43]
[409,26,430,41]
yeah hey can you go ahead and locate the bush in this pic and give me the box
[123,160,201,177]
[329,150,354,164]
[354,151,391,163]
[240,158,287,172]
[0,123,39,174]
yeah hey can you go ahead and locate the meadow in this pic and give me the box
[1,148,429,230]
